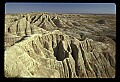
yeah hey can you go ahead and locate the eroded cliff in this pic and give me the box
[4,12,116,78]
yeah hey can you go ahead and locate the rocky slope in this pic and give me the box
[4,12,116,78]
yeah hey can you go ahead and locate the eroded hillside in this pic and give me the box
[4,12,116,78]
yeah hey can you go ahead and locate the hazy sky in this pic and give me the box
[5,3,116,14]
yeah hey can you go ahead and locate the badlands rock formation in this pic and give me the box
[4,12,116,78]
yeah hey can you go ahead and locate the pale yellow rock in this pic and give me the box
[4,30,115,78]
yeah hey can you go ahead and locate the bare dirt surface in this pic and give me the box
[4,12,116,78]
